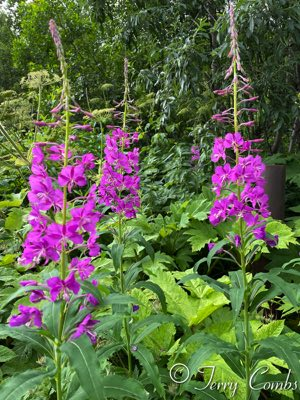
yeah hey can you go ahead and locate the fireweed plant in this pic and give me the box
[1,20,129,400]
[98,57,140,376]
[0,21,147,400]
[209,1,276,397]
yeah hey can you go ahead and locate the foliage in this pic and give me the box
[0,1,300,400]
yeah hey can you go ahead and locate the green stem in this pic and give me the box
[55,69,71,400]
[55,348,62,400]
[233,59,251,399]
[118,215,132,375]
[122,58,129,131]
[34,85,42,143]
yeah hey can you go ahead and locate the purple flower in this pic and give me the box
[234,235,241,247]
[28,175,63,211]
[58,165,87,192]
[87,233,101,257]
[86,293,100,306]
[211,138,226,163]
[98,129,140,218]
[70,258,95,280]
[29,290,46,303]
[47,144,72,161]
[46,272,80,301]
[209,130,273,247]
[9,305,42,328]
[73,124,93,132]
[32,145,44,164]
[20,280,39,287]
[69,201,101,234]
[132,305,139,312]
[76,153,96,170]
[46,222,83,247]
[20,237,60,266]
[266,235,279,247]
[71,314,99,344]
[50,103,63,114]
[191,145,200,162]
[223,132,244,150]
[209,198,230,225]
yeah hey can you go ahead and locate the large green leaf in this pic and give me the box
[131,344,165,398]
[177,332,239,377]
[132,314,175,344]
[102,375,148,399]
[149,270,228,326]
[185,222,217,252]
[61,335,104,400]
[266,221,298,249]
[5,208,25,231]
[0,368,55,400]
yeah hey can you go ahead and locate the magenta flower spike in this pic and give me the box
[98,128,140,218]
[211,1,259,131]
[207,2,278,249]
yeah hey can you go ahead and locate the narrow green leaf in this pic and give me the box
[135,234,155,262]
[259,336,300,384]
[197,275,230,297]
[0,345,16,362]
[61,335,104,400]
[256,273,299,308]
[43,300,61,338]
[102,375,148,399]
[97,343,124,362]
[229,270,245,320]
[207,239,228,268]
[0,368,55,400]
[133,322,162,344]
[181,380,227,399]
[95,314,125,333]
[104,293,137,306]
[111,243,124,271]
[132,344,165,398]
[134,281,167,313]
[0,325,53,356]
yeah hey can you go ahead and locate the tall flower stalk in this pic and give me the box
[209,2,278,398]
[49,20,71,398]
[98,58,140,375]
[9,20,101,400]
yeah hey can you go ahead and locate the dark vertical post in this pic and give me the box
[264,165,286,220]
